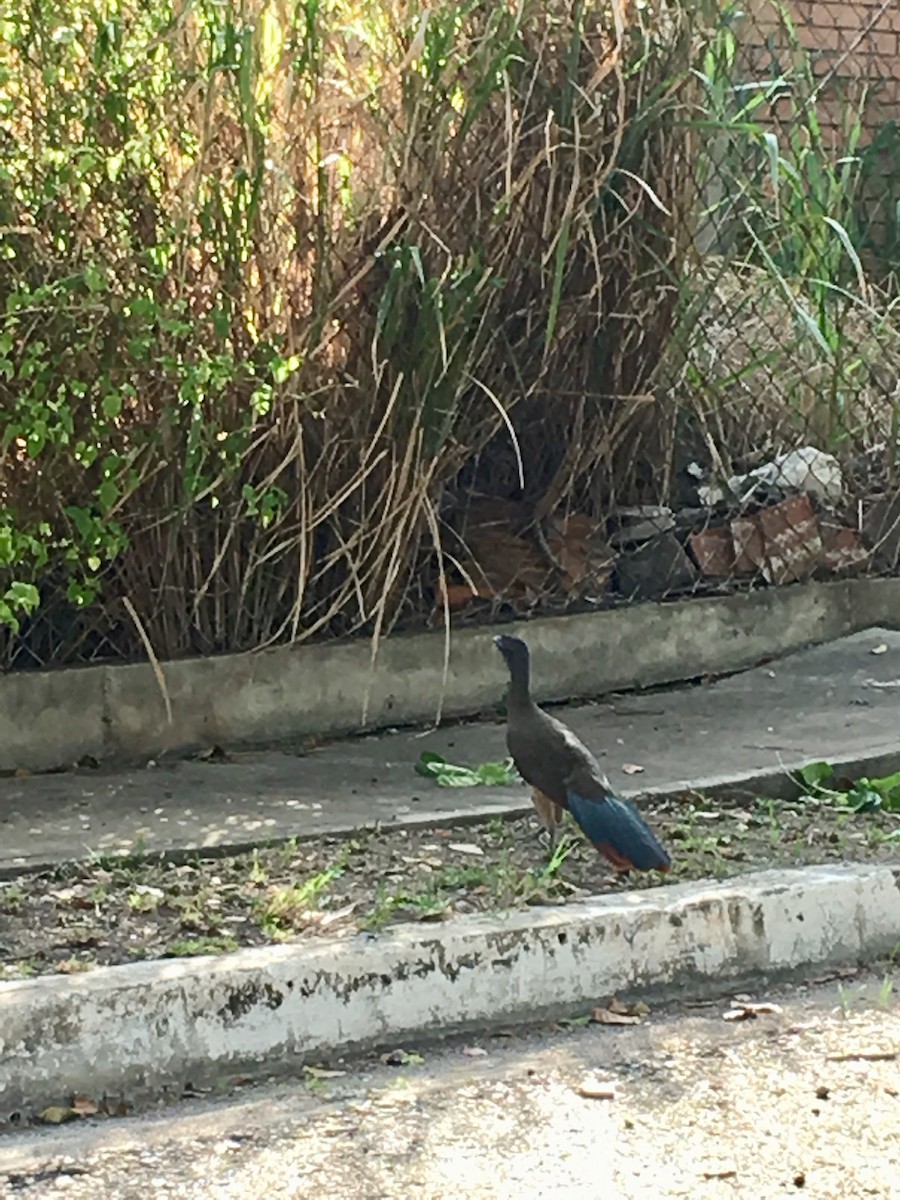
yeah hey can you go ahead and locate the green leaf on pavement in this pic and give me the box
[414,752,517,788]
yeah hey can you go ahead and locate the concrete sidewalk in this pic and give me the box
[1,627,899,875]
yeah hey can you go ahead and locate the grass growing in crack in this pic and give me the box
[256,860,346,936]
[0,956,38,980]
[249,850,268,886]
[836,973,896,1017]
[55,957,96,974]
[127,886,164,913]
[165,935,240,958]
[668,803,734,879]
[363,864,494,932]
[361,839,577,932]
[757,798,786,849]
[0,882,25,912]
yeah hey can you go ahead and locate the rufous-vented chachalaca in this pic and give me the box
[494,634,671,874]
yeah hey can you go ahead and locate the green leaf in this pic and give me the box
[5,581,39,613]
[414,752,447,779]
[844,784,882,814]
[97,478,118,511]
[84,264,105,293]
[474,760,518,785]
[859,771,900,813]
[414,753,517,788]
[102,392,122,419]
[796,760,834,789]
[433,763,483,787]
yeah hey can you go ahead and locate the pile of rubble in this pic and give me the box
[436,446,900,618]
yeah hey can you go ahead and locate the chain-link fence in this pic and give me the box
[1,0,898,670]
[432,0,900,622]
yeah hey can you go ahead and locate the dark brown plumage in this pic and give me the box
[494,634,671,873]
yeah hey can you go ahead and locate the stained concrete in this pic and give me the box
[2,863,898,1123]
[2,578,899,774]
[2,972,898,1199]
[1,627,899,876]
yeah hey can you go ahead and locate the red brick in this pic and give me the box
[821,524,869,575]
[688,527,735,578]
[731,516,767,576]
[758,495,823,584]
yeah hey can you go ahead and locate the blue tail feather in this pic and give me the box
[567,789,671,871]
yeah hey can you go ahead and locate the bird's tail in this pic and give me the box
[567,789,671,872]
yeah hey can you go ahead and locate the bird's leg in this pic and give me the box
[546,822,559,858]
[546,803,568,861]
[531,789,561,858]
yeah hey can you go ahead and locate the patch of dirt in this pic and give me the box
[1,795,898,979]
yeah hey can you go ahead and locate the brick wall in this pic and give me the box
[742,0,900,129]
[728,0,900,263]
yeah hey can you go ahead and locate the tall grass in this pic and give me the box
[663,0,900,469]
[0,0,700,667]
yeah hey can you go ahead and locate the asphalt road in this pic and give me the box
[2,968,899,1199]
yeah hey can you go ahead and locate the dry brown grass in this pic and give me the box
[0,0,704,668]
[661,259,900,472]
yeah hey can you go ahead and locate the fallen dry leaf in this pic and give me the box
[461,1046,488,1058]
[304,1066,348,1080]
[317,901,358,928]
[811,967,859,985]
[416,907,450,922]
[71,1096,100,1117]
[826,1050,897,1063]
[723,1000,783,1021]
[435,582,484,612]
[622,764,644,775]
[38,1106,79,1125]
[592,1007,641,1026]
[448,843,485,857]
[871,643,889,655]
[608,997,650,1017]
[48,886,94,909]
[196,744,231,763]
[381,1048,424,1067]
[577,1077,616,1100]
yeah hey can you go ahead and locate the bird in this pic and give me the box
[493,634,671,875]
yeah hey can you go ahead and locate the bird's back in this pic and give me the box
[506,703,602,804]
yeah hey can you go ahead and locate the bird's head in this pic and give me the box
[493,634,530,673]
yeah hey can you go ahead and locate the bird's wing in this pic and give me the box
[565,776,671,872]
[542,712,603,772]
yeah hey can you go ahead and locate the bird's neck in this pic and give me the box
[505,659,533,714]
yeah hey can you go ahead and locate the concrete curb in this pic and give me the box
[3,577,900,773]
[3,862,899,1125]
